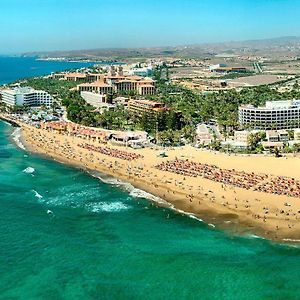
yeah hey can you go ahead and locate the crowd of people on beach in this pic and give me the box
[255,176,300,198]
[78,143,144,161]
[155,159,266,190]
[20,122,300,238]
[155,159,300,198]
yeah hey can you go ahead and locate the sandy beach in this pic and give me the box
[10,119,300,241]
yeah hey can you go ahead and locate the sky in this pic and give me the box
[0,0,299,54]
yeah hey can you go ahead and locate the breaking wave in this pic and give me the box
[85,201,130,213]
[11,128,26,150]
[23,167,35,174]
[88,170,172,207]
[32,190,43,199]
[88,170,208,223]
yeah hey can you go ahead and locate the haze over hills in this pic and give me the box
[24,36,300,60]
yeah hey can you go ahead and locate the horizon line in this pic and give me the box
[1,34,299,56]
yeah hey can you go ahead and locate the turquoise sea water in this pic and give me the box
[1,123,300,299]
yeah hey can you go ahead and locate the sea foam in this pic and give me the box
[11,128,26,150]
[86,201,130,213]
[32,190,43,199]
[88,170,208,223]
[89,170,172,206]
[23,167,35,174]
[129,188,170,206]
[283,238,300,243]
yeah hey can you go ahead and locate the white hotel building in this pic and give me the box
[239,100,300,130]
[1,87,53,107]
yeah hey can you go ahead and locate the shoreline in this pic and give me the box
[0,115,20,127]
[21,135,249,237]
[4,116,300,242]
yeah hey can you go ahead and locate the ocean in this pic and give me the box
[1,123,300,299]
[1,57,300,299]
[0,56,112,85]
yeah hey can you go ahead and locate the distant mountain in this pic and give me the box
[24,36,300,60]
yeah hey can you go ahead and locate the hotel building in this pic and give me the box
[136,79,156,95]
[209,64,247,73]
[86,73,104,82]
[234,130,251,143]
[128,99,166,117]
[52,72,102,82]
[77,81,114,94]
[64,73,87,82]
[128,66,153,77]
[80,91,115,113]
[52,73,65,80]
[1,87,53,107]
[238,100,300,130]
[55,65,155,96]
[294,128,300,141]
[80,91,108,108]
[266,130,289,142]
[76,66,155,96]
[77,76,155,96]
[196,124,213,145]
[113,79,138,92]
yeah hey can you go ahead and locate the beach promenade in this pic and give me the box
[18,121,300,241]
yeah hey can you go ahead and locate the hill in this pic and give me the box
[24,36,300,61]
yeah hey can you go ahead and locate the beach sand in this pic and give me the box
[17,122,300,241]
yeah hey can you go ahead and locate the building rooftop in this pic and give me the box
[87,73,104,76]
[196,124,210,134]
[65,72,87,78]
[127,75,143,81]
[216,67,246,71]
[129,99,163,107]
[138,84,155,88]
[104,75,126,79]
[240,100,300,110]
[261,141,284,147]
[2,86,41,95]
[277,129,288,134]
[221,140,248,148]
[78,81,112,88]
[266,130,279,137]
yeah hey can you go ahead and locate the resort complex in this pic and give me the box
[52,66,156,96]
[2,56,300,244]
[4,0,300,298]
[2,59,300,154]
